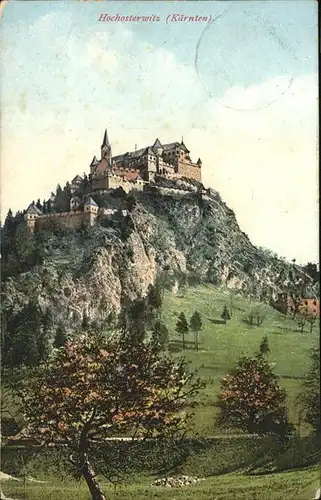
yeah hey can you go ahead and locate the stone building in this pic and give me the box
[24,128,203,233]
[273,293,320,317]
[24,197,100,233]
[89,129,202,193]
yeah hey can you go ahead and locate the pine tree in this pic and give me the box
[302,346,320,434]
[147,284,162,313]
[36,198,42,211]
[4,209,14,232]
[82,311,90,330]
[54,326,68,348]
[259,334,270,356]
[126,299,148,344]
[5,302,42,367]
[46,199,52,213]
[175,312,189,350]
[146,283,163,325]
[190,311,202,351]
[151,320,169,351]
[221,305,231,322]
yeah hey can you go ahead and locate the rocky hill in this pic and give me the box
[1,177,317,336]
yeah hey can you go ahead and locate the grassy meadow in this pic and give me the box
[3,466,320,500]
[1,285,320,499]
[162,285,319,436]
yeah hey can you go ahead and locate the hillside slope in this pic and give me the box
[1,178,316,333]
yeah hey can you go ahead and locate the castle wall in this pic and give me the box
[107,176,131,192]
[92,177,109,191]
[30,211,94,233]
[177,161,202,182]
[92,173,145,193]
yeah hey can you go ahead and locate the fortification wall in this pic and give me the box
[177,161,202,182]
[109,176,144,193]
[92,178,109,191]
[92,174,144,193]
[32,211,89,232]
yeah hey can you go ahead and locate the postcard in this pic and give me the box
[1,2,319,500]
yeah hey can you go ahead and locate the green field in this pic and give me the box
[2,467,320,500]
[162,285,319,436]
[1,285,320,499]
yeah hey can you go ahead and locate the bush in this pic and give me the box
[216,353,291,436]
[243,306,267,326]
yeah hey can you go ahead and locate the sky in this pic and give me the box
[0,0,319,264]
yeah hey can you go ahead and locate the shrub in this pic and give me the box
[216,353,291,437]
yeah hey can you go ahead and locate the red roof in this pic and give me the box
[114,169,140,182]
[95,158,108,174]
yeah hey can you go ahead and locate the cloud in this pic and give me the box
[187,73,318,263]
[0,14,318,263]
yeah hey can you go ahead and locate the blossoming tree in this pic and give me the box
[18,332,203,500]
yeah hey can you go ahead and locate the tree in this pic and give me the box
[82,310,90,330]
[229,293,234,318]
[53,325,68,348]
[17,332,203,500]
[216,354,291,436]
[297,306,309,333]
[175,312,189,350]
[221,305,231,323]
[259,334,270,356]
[124,298,149,344]
[54,184,71,213]
[3,302,43,367]
[14,222,37,270]
[157,270,174,302]
[151,320,169,351]
[46,199,53,213]
[125,195,137,212]
[189,311,202,351]
[301,346,320,434]
[146,283,163,321]
[244,306,266,326]
[306,314,317,334]
[36,198,42,211]
[3,208,14,232]
[290,296,303,320]
[303,262,319,284]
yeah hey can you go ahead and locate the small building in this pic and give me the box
[24,203,43,231]
[70,175,83,194]
[273,293,320,317]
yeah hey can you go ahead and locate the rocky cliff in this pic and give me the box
[1,177,316,333]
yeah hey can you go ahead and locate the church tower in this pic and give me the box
[101,129,112,164]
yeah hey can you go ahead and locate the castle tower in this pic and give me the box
[83,196,98,227]
[101,129,112,164]
[24,203,43,232]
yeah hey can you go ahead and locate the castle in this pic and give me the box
[89,129,202,193]
[24,130,203,232]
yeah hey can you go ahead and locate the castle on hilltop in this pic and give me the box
[24,129,203,233]
[88,129,202,194]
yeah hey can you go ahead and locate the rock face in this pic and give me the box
[152,475,205,488]
[1,178,316,333]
